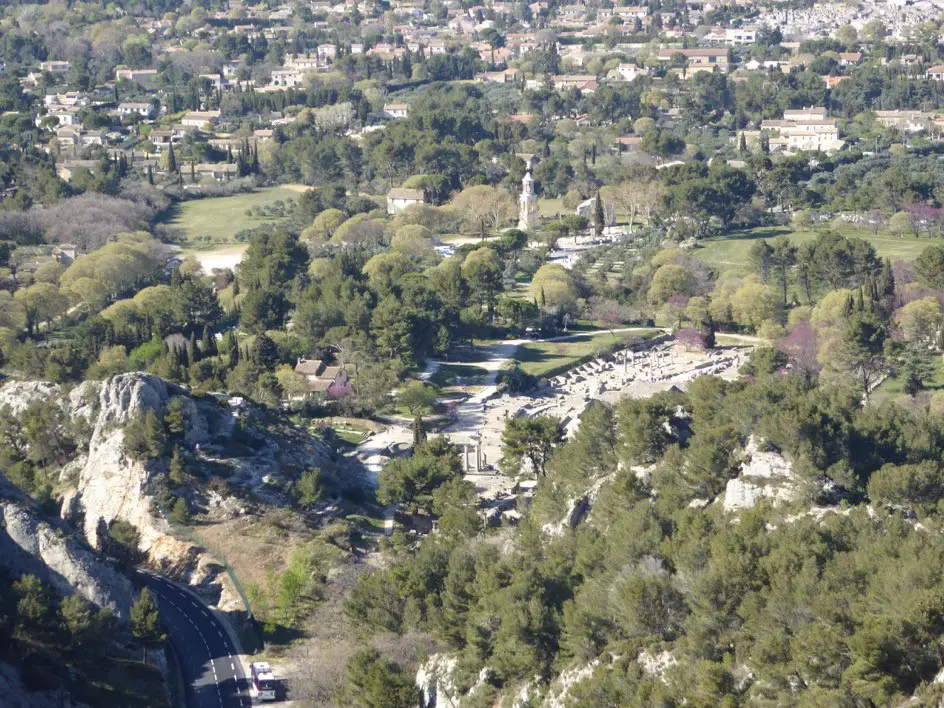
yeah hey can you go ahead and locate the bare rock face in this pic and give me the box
[58,372,331,614]
[722,436,798,512]
[638,649,678,680]
[62,373,205,549]
[0,380,60,414]
[416,654,462,708]
[545,660,600,707]
[59,373,246,609]
[0,496,133,619]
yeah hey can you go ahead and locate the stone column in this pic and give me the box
[462,444,469,472]
[476,442,482,472]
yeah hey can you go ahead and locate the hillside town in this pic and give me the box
[16,0,944,204]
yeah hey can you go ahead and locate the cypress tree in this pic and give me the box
[593,191,605,237]
[201,326,216,357]
[167,143,177,173]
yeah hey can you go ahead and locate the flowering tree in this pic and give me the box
[675,327,708,351]
[905,203,944,238]
[778,319,820,378]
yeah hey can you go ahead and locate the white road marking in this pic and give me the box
[218,630,223,637]
[230,662,235,671]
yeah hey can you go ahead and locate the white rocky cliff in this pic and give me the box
[0,479,134,619]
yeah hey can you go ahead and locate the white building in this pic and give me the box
[117,102,154,117]
[270,69,304,88]
[387,187,426,214]
[518,171,539,231]
[382,103,409,119]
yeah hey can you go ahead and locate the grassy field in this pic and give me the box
[871,356,944,405]
[164,185,308,246]
[695,225,933,274]
[515,329,660,377]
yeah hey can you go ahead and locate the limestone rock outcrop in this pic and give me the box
[0,480,133,619]
[722,436,798,512]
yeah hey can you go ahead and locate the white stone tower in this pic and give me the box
[517,170,539,231]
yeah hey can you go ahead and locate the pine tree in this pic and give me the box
[169,447,186,485]
[130,589,166,645]
[169,497,190,525]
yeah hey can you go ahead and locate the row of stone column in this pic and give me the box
[462,442,483,472]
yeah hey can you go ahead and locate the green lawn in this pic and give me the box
[538,197,566,218]
[871,355,944,405]
[514,330,660,377]
[163,185,308,246]
[695,225,933,274]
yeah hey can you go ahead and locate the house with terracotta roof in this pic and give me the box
[928,65,944,81]
[293,358,351,397]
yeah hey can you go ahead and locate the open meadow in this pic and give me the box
[694,224,933,273]
[163,185,308,246]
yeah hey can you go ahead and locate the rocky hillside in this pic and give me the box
[0,480,134,619]
[0,467,166,707]
[0,372,335,614]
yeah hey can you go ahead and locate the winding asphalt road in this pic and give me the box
[136,571,249,708]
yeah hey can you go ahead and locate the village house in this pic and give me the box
[115,67,159,84]
[875,110,944,136]
[724,26,758,45]
[382,103,410,119]
[658,47,730,74]
[928,65,944,81]
[181,110,222,129]
[285,54,320,71]
[293,358,350,397]
[56,160,100,182]
[612,63,650,82]
[387,188,426,214]
[317,44,338,63]
[194,163,239,181]
[39,60,71,74]
[612,5,648,20]
[269,68,305,88]
[475,69,520,84]
[43,92,88,108]
[754,106,845,153]
[116,101,154,118]
[616,136,644,153]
